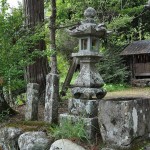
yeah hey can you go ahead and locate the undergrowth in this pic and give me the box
[49,119,87,141]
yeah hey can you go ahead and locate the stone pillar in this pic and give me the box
[98,97,150,149]
[44,73,59,123]
[25,83,39,121]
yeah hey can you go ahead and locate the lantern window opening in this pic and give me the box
[81,38,88,50]
[91,37,99,51]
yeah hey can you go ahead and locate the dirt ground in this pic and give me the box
[105,87,150,99]
[6,87,149,123]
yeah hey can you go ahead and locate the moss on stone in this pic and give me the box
[6,121,51,132]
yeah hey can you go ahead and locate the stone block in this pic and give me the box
[98,97,150,149]
[25,83,39,121]
[68,99,98,117]
[59,113,99,140]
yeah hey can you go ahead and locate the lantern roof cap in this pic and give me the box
[67,7,108,38]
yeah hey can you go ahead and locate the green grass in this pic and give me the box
[104,83,131,92]
[49,119,87,140]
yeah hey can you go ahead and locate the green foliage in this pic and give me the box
[50,119,87,140]
[107,15,133,30]
[56,29,78,59]
[57,52,69,82]
[0,109,10,122]
[97,42,129,84]
[15,93,26,106]
[0,1,47,98]
[104,84,130,92]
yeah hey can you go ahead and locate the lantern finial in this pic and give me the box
[84,7,96,19]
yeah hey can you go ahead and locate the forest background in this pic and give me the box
[0,0,149,106]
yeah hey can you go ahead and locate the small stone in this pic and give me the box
[50,139,86,150]
[18,132,51,150]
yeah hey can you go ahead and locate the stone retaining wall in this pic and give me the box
[132,79,150,87]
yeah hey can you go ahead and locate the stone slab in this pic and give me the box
[59,113,99,140]
[98,97,150,149]
[68,99,98,117]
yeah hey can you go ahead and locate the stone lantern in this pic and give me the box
[68,7,107,100]
[60,7,108,139]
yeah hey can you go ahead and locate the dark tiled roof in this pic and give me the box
[120,40,150,55]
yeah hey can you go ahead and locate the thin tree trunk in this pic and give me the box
[44,0,59,124]
[23,0,49,100]
[50,0,58,74]
[0,86,17,115]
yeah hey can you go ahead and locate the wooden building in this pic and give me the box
[120,40,150,86]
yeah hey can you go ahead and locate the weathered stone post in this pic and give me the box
[25,83,39,121]
[44,73,59,123]
[59,7,108,139]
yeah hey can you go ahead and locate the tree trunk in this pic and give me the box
[50,0,58,74]
[23,0,49,100]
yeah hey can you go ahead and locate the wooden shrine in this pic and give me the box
[120,40,150,86]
